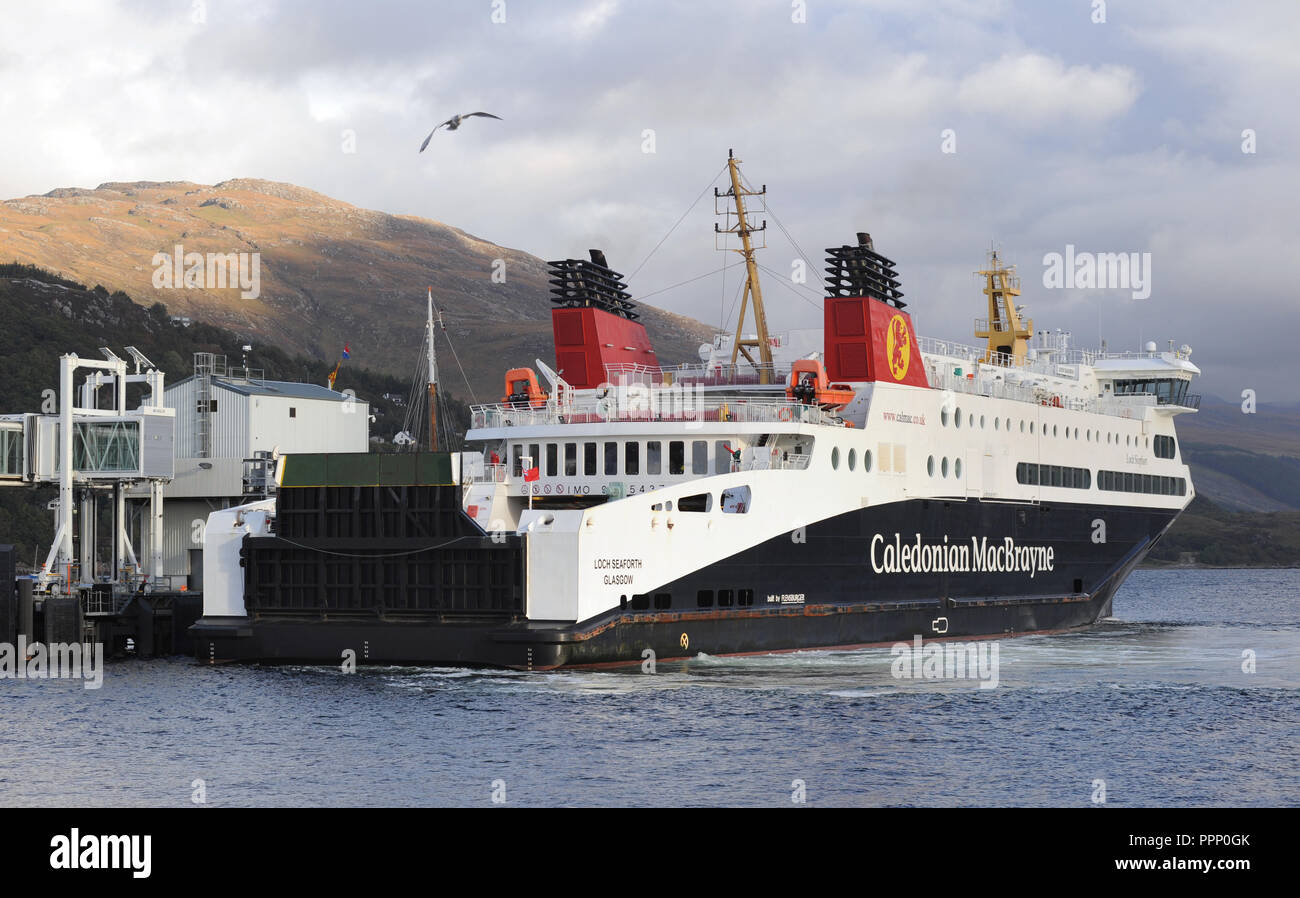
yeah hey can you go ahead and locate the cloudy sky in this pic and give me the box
[2,0,1296,401]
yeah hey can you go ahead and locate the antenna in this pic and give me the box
[714,151,772,383]
[426,287,441,452]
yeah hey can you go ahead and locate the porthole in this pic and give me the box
[941,408,949,427]
[1020,421,1025,433]
[941,457,950,478]
[994,418,1000,431]
[1053,425,1058,437]
[848,448,857,471]
[954,408,962,429]
[863,450,872,472]
[955,458,963,478]
[1087,429,1091,441]
[980,415,986,429]
[831,447,840,470]
[927,455,935,476]
[1031,422,1035,434]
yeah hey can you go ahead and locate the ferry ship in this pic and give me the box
[192,153,1200,668]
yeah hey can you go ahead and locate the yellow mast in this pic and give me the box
[974,248,1033,365]
[716,150,773,383]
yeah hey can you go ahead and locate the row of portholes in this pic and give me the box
[938,405,1151,449]
[926,455,962,479]
[829,447,873,472]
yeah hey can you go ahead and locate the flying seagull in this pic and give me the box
[419,112,502,152]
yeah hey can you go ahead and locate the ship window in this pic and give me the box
[697,590,714,608]
[584,442,597,476]
[927,456,935,477]
[738,589,754,606]
[941,457,949,478]
[863,450,872,472]
[848,448,857,471]
[721,485,751,513]
[994,418,1000,431]
[647,441,662,475]
[1030,422,1035,434]
[1020,420,1025,433]
[512,445,524,477]
[654,593,671,610]
[954,408,962,428]
[625,441,639,475]
[980,415,986,429]
[692,440,708,475]
[1154,435,1176,459]
[715,441,732,473]
[565,443,577,476]
[669,441,685,475]
[289,407,296,418]
[678,492,712,512]
[604,441,618,475]
[529,444,540,472]
[832,447,841,470]
[1053,425,1058,438]
[955,458,962,479]
[631,594,650,610]
[717,589,734,607]
[546,443,557,477]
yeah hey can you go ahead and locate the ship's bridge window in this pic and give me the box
[1113,377,1191,406]
[1155,435,1175,459]
[604,441,618,475]
[565,443,577,476]
[647,441,662,475]
[625,441,640,475]
[546,443,558,477]
[584,442,597,476]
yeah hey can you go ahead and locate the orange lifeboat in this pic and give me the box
[502,368,549,408]
[786,359,856,411]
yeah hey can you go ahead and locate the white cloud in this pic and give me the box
[956,53,1140,125]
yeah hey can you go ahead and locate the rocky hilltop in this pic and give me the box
[0,179,715,399]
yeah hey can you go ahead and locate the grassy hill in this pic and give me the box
[1146,495,1300,567]
[0,179,717,400]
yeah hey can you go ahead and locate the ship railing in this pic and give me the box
[469,396,842,430]
[605,362,791,388]
[927,368,1094,411]
[738,450,812,471]
[918,336,1099,374]
[470,463,508,484]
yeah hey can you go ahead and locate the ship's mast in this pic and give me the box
[974,248,1033,366]
[715,150,773,383]
[426,287,440,451]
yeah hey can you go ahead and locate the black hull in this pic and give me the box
[193,497,1178,668]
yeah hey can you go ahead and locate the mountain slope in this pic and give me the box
[1176,396,1300,512]
[0,179,716,400]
